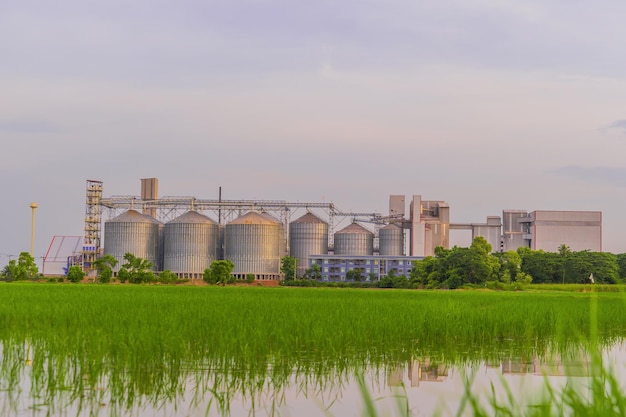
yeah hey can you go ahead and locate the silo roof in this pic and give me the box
[108,209,161,224]
[168,210,217,224]
[229,211,281,225]
[292,212,327,224]
[259,211,281,223]
[381,223,402,230]
[336,222,374,235]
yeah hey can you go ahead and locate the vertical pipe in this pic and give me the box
[218,186,222,225]
[30,202,38,256]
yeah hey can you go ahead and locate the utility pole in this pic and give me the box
[30,202,38,256]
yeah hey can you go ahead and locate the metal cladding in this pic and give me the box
[104,209,161,272]
[163,211,219,276]
[224,211,284,275]
[379,223,404,256]
[289,212,329,275]
[334,222,374,256]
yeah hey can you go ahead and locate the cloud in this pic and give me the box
[0,120,63,134]
[550,166,626,188]
[606,120,626,134]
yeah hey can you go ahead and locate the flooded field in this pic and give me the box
[1,284,625,416]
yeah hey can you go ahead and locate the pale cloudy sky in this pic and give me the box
[2,0,626,265]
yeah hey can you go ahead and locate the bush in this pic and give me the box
[158,270,178,284]
[67,265,85,283]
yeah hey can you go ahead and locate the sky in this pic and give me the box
[2,0,626,267]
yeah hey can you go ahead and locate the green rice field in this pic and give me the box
[1,284,626,416]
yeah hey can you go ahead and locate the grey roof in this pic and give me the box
[168,210,217,225]
[335,222,374,235]
[107,209,161,224]
[229,211,281,225]
[291,212,327,224]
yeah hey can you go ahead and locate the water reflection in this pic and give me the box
[1,336,625,417]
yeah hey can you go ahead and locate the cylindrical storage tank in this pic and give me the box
[379,223,404,256]
[104,209,161,272]
[224,211,284,279]
[289,212,329,276]
[334,223,374,256]
[163,211,219,278]
[157,223,165,271]
[260,211,287,257]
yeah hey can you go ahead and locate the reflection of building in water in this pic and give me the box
[500,355,590,377]
[408,359,449,387]
[387,366,405,387]
[502,359,534,375]
[533,356,590,377]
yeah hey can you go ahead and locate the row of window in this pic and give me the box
[312,259,415,266]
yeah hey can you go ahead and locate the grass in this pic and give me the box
[0,284,625,415]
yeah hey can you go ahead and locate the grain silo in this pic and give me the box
[289,212,328,276]
[379,223,404,256]
[224,211,284,280]
[163,210,219,279]
[334,223,374,256]
[104,209,161,273]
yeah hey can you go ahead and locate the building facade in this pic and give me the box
[309,255,424,281]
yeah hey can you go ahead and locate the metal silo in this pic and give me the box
[224,211,284,279]
[289,212,329,276]
[334,223,374,256]
[163,211,219,278]
[260,211,287,256]
[104,209,161,272]
[379,223,404,256]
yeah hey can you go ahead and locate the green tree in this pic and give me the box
[518,248,560,283]
[493,251,522,283]
[158,270,178,284]
[117,268,130,283]
[280,256,297,281]
[558,244,571,284]
[121,253,155,284]
[66,265,85,283]
[306,263,322,280]
[468,237,500,283]
[616,253,626,281]
[92,254,118,284]
[203,260,235,285]
[379,269,396,288]
[245,273,255,284]
[346,268,363,282]
[1,252,39,281]
[565,251,619,284]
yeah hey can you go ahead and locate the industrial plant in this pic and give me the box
[42,178,603,281]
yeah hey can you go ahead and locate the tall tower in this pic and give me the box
[29,202,38,256]
[83,180,103,271]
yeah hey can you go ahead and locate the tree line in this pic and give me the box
[289,237,626,289]
[409,238,625,289]
[3,241,626,288]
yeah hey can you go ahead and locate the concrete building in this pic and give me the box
[499,209,602,253]
[527,210,602,252]
[502,209,530,252]
[309,255,424,281]
[450,216,503,252]
[409,196,450,257]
